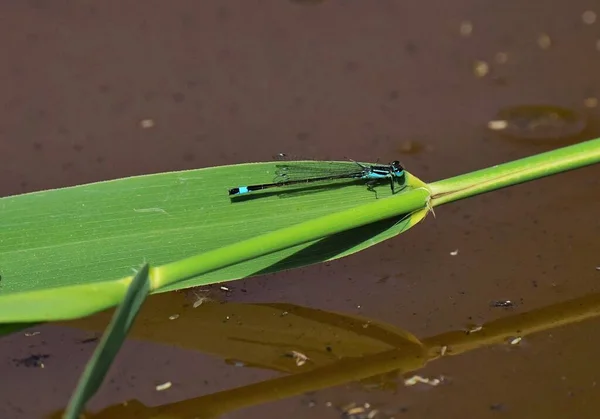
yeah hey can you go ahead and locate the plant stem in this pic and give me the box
[429,138,600,207]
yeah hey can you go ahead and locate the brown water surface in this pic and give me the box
[1,1,599,418]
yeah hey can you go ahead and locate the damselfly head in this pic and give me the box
[390,160,404,171]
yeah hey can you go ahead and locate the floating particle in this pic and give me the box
[193,294,212,308]
[508,336,522,345]
[24,331,40,337]
[139,119,155,128]
[286,350,309,366]
[346,406,366,416]
[537,33,552,49]
[450,249,459,256]
[460,21,473,37]
[491,300,514,308]
[190,288,213,308]
[440,345,448,356]
[466,325,483,334]
[13,354,50,368]
[404,375,443,386]
[488,120,509,131]
[341,403,378,419]
[473,60,489,77]
[584,97,598,108]
[494,52,508,64]
[155,381,172,391]
[168,314,180,320]
[582,10,597,25]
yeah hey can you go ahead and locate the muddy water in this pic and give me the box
[1,1,599,418]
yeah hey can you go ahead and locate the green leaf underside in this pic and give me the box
[0,162,426,295]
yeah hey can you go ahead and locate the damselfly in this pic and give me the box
[228,160,406,197]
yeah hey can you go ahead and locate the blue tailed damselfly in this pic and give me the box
[228,160,406,197]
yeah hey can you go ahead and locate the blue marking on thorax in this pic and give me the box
[238,186,249,194]
[366,172,388,179]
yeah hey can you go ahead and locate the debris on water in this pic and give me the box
[220,286,231,292]
[491,300,514,308]
[584,97,598,108]
[341,402,378,419]
[404,375,444,387]
[168,314,180,320]
[224,359,247,367]
[301,398,317,408]
[24,331,40,337]
[488,120,509,131]
[450,249,459,256]
[285,350,309,367]
[537,33,552,49]
[473,60,490,78]
[440,345,448,356]
[582,10,597,25]
[79,337,100,344]
[155,381,172,391]
[13,354,50,368]
[192,289,213,308]
[508,336,522,345]
[460,21,473,37]
[466,325,483,334]
[489,105,586,140]
[139,118,155,129]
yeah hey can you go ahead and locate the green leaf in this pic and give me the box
[2,138,599,324]
[63,263,151,419]
[0,162,430,322]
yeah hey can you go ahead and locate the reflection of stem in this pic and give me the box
[82,291,600,419]
[422,291,600,360]
[157,344,427,419]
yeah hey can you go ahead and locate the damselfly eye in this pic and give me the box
[391,160,403,169]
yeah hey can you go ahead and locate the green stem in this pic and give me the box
[156,188,430,288]
[429,138,600,207]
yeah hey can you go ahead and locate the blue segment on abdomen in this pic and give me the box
[237,186,249,195]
